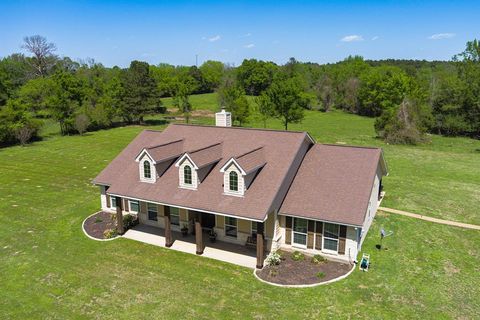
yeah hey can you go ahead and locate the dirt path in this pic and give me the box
[379,207,480,231]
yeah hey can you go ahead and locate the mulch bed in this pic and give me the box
[256,250,352,285]
[83,211,117,240]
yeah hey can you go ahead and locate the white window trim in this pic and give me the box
[225,217,238,238]
[322,223,340,254]
[170,207,180,227]
[129,200,139,213]
[291,217,308,249]
[139,157,156,183]
[147,203,158,221]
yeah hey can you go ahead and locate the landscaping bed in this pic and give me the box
[256,250,352,285]
[83,211,118,240]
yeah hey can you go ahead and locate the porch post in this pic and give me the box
[256,222,264,269]
[115,197,124,235]
[164,206,173,247]
[195,215,204,255]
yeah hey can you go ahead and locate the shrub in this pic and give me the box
[268,268,278,277]
[94,216,103,223]
[316,272,326,279]
[311,254,326,264]
[123,214,139,230]
[291,251,305,261]
[265,251,282,266]
[103,228,117,239]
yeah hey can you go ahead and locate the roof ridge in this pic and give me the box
[170,123,309,135]
[319,143,382,151]
[235,146,264,159]
[188,141,223,154]
[147,138,184,150]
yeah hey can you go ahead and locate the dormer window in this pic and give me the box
[184,165,192,185]
[143,161,152,179]
[229,171,238,191]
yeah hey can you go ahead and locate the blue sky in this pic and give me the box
[1,0,479,67]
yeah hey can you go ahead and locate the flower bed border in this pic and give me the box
[81,211,119,242]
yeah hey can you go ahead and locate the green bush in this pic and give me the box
[94,216,103,223]
[291,251,305,261]
[311,254,326,264]
[103,228,117,239]
[265,251,282,266]
[316,272,326,279]
[123,214,139,230]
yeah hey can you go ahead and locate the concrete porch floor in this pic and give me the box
[123,224,261,269]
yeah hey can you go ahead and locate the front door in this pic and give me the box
[201,212,216,230]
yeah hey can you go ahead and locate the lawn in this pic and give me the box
[1,96,478,318]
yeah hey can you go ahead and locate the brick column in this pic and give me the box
[195,216,203,255]
[164,206,173,247]
[256,222,264,269]
[116,197,124,235]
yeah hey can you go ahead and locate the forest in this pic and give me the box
[1,35,479,146]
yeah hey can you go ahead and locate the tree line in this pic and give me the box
[1,35,479,146]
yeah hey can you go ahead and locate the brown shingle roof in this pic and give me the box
[187,142,223,168]
[235,147,266,174]
[145,139,184,163]
[280,144,385,226]
[93,124,312,221]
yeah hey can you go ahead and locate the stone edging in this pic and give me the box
[253,263,356,288]
[81,211,120,242]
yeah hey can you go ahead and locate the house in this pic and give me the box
[93,110,388,268]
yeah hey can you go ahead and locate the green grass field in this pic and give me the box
[1,94,479,318]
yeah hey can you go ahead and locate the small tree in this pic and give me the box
[15,124,35,146]
[375,99,433,144]
[255,94,274,128]
[74,113,90,135]
[217,74,250,126]
[263,77,305,130]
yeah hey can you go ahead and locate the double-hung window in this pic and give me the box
[129,200,139,212]
[170,207,180,226]
[292,218,308,247]
[184,165,192,185]
[110,196,117,208]
[323,223,339,252]
[143,161,151,179]
[225,217,237,238]
[229,171,238,191]
[147,203,158,221]
[251,221,258,236]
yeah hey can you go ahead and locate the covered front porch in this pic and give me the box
[123,224,261,269]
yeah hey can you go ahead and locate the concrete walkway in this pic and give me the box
[123,224,258,269]
[379,207,480,231]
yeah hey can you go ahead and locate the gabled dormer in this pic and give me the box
[175,142,222,190]
[220,147,266,197]
[135,139,184,183]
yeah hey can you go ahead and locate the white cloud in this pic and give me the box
[371,36,379,41]
[208,35,221,42]
[428,33,456,40]
[244,43,255,48]
[341,35,364,42]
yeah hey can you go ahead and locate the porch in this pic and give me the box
[123,224,261,269]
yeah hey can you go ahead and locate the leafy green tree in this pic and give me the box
[263,77,305,130]
[255,94,274,128]
[199,60,224,92]
[0,100,41,146]
[120,61,162,123]
[217,74,250,126]
[48,70,85,134]
[358,66,417,117]
[0,54,30,105]
[172,81,192,123]
[16,77,53,114]
[236,59,277,95]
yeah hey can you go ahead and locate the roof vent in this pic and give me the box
[215,108,231,127]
